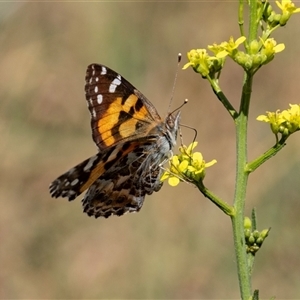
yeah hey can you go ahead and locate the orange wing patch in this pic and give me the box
[119,118,139,137]
[123,94,149,119]
[79,158,108,193]
[98,94,151,147]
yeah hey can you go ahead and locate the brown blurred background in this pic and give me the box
[1,2,300,299]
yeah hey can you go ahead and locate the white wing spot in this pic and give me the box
[83,155,98,172]
[94,86,98,93]
[109,75,121,93]
[71,178,79,186]
[97,94,103,104]
[68,190,76,197]
[91,108,96,118]
[95,77,99,82]
[68,167,76,175]
[87,98,93,107]
[101,66,107,75]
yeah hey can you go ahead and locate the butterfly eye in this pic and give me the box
[166,115,175,128]
[167,111,181,129]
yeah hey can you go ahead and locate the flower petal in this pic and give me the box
[169,176,180,187]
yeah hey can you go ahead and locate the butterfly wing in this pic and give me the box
[50,65,162,201]
[82,143,164,218]
[49,140,148,202]
[50,63,181,218]
[85,64,162,150]
[49,138,164,218]
[49,144,123,201]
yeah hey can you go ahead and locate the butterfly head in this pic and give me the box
[165,111,181,147]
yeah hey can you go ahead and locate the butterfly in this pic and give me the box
[49,64,180,218]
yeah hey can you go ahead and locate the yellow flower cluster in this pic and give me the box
[182,1,300,76]
[182,37,246,77]
[257,104,300,136]
[161,142,217,187]
[183,35,285,76]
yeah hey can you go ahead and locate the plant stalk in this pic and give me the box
[231,72,254,299]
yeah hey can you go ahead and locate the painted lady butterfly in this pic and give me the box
[49,64,180,218]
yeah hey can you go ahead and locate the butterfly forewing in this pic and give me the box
[85,64,162,150]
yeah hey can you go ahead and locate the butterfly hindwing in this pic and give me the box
[50,142,141,201]
[82,142,164,218]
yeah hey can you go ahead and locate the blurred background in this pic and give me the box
[1,2,300,299]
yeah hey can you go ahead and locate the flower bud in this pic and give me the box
[248,235,255,245]
[260,228,270,239]
[252,53,263,67]
[244,217,252,230]
[244,229,251,240]
[249,39,259,54]
[253,230,260,239]
[256,237,264,246]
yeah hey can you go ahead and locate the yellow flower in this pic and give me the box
[218,36,246,57]
[161,156,188,186]
[161,142,217,186]
[208,43,228,58]
[281,104,300,133]
[183,49,210,76]
[260,38,285,63]
[276,0,300,25]
[178,142,198,160]
[276,0,300,13]
[257,104,300,136]
[257,110,286,134]
[183,49,225,78]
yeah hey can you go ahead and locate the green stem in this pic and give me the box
[231,72,253,300]
[249,0,259,43]
[238,0,245,38]
[208,76,238,119]
[196,181,235,216]
[246,136,287,172]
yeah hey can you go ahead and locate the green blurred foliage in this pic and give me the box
[0,2,300,299]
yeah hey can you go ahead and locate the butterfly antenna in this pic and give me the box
[168,53,182,113]
[179,121,198,160]
[180,123,198,145]
[169,98,188,118]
